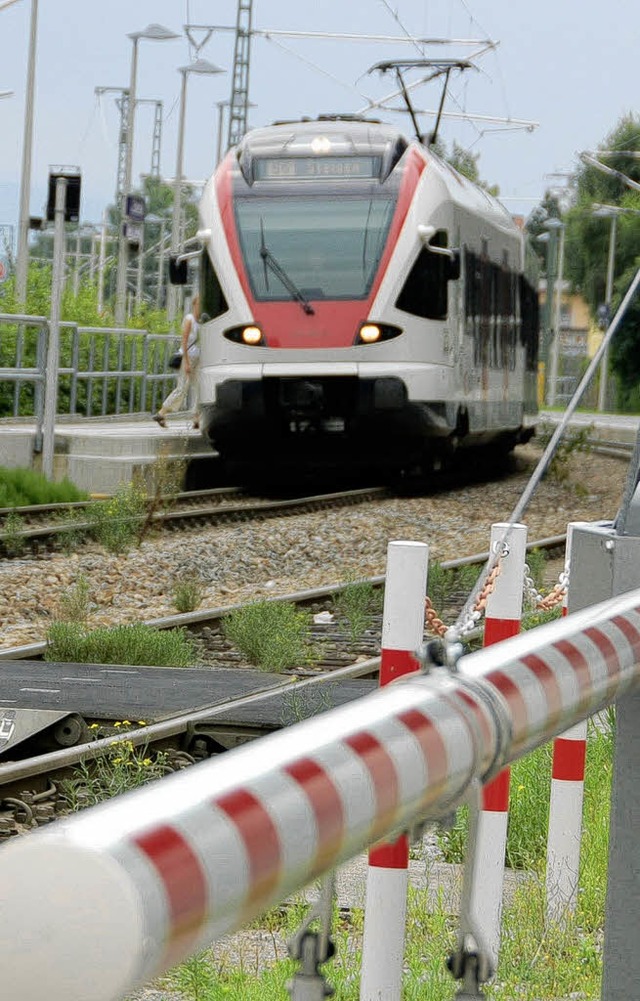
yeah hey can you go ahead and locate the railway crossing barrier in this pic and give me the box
[0,494,639,1000]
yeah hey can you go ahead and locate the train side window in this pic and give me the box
[395,232,449,320]
[519,275,540,372]
[200,249,229,319]
[466,250,484,365]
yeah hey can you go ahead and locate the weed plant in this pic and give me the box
[88,481,147,554]
[332,579,382,642]
[159,860,605,998]
[59,738,169,810]
[1,510,26,556]
[437,721,611,881]
[280,681,337,726]
[0,465,87,507]
[45,622,196,667]
[55,575,91,623]
[173,576,204,614]
[56,507,91,553]
[521,605,563,631]
[524,547,547,593]
[537,421,593,484]
[222,600,317,672]
[427,562,479,613]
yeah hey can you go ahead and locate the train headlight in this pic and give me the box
[353,323,402,345]
[241,326,263,345]
[359,324,382,344]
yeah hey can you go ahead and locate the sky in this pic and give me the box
[0,0,637,246]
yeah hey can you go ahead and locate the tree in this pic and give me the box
[429,137,499,192]
[525,191,563,269]
[563,114,640,310]
[20,175,200,316]
[445,140,499,196]
[560,114,640,406]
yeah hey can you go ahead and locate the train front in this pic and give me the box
[197,118,421,476]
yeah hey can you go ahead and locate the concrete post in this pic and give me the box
[97,210,107,315]
[567,448,640,1001]
[360,540,429,1001]
[167,68,188,325]
[469,523,527,970]
[545,522,588,926]
[597,213,617,414]
[115,37,139,327]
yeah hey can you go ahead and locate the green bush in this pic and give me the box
[223,600,317,672]
[88,482,147,554]
[173,577,204,614]
[332,579,382,642]
[0,466,87,507]
[45,622,196,667]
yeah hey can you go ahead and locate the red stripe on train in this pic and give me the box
[215,147,425,349]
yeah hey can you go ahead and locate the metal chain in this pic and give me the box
[425,596,449,637]
[425,560,504,640]
[426,553,571,642]
[455,559,503,639]
[523,559,570,612]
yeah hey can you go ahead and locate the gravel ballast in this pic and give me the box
[0,445,628,651]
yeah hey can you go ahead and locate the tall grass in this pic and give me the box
[0,466,87,507]
[45,622,196,667]
[332,579,382,642]
[222,600,317,672]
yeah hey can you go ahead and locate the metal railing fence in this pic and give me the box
[0,313,180,424]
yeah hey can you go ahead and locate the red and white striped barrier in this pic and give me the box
[471,522,527,967]
[360,540,428,1001]
[1,585,640,1001]
[546,522,587,924]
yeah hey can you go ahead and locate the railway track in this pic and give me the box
[0,532,568,665]
[0,485,388,555]
[0,435,631,558]
[0,531,569,836]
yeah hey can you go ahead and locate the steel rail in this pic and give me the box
[0,486,241,519]
[0,486,387,548]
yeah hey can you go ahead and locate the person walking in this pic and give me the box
[153,294,201,429]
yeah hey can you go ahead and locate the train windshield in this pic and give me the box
[234,196,396,301]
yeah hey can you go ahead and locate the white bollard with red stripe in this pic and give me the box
[545,522,588,924]
[360,540,429,1001]
[468,522,527,968]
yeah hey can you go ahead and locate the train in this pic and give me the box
[180,115,539,480]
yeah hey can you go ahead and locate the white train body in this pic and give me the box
[195,117,538,474]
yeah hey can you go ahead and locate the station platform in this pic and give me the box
[0,413,216,494]
[539,410,640,444]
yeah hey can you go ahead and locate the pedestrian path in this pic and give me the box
[540,409,640,443]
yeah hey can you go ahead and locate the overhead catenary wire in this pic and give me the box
[262,34,374,105]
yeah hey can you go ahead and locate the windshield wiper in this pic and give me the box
[259,219,315,315]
